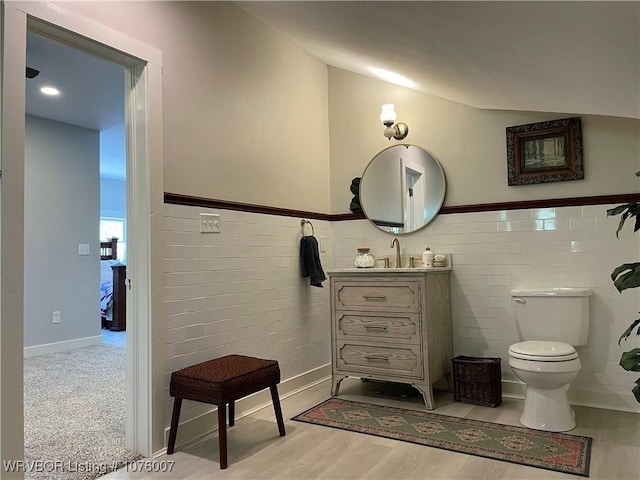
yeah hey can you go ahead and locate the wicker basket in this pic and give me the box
[452,356,502,407]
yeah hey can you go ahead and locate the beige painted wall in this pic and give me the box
[329,67,640,214]
[63,0,330,213]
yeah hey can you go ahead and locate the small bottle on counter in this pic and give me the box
[422,247,434,268]
[354,248,376,268]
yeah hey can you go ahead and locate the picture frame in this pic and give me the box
[506,117,583,186]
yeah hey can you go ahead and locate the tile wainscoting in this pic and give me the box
[163,203,333,433]
[332,204,640,413]
[163,200,639,447]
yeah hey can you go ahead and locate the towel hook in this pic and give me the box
[301,219,315,237]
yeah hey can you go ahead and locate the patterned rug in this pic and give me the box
[292,398,592,477]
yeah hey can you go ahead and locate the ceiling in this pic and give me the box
[26,32,126,179]
[238,1,639,119]
[24,2,639,179]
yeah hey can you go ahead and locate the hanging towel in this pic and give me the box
[300,235,326,287]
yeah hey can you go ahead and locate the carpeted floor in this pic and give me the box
[23,333,140,480]
[293,397,592,477]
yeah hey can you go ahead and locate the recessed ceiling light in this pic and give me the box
[40,86,60,96]
[368,68,416,89]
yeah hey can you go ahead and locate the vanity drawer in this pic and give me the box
[333,281,420,313]
[335,312,420,343]
[335,342,423,378]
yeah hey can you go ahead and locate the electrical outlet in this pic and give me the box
[200,213,220,233]
[78,244,90,255]
[52,311,61,324]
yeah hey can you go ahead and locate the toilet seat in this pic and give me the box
[509,355,580,373]
[509,340,578,362]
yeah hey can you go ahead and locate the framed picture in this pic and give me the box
[506,117,583,186]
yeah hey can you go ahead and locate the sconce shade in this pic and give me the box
[380,104,397,126]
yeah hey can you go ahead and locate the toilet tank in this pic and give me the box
[511,288,591,346]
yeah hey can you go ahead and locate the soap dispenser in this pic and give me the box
[422,247,434,267]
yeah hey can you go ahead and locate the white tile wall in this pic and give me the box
[163,202,639,427]
[163,204,332,423]
[331,204,640,412]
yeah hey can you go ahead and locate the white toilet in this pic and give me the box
[509,288,591,432]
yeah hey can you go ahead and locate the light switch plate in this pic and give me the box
[200,213,220,233]
[320,237,327,253]
[78,244,90,255]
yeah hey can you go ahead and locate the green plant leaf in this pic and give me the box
[619,318,640,345]
[606,204,631,216]
[611,263,640,292]
[611,174,640,403]
[619,348,640,372]
[607,202,640,237]
[631,203,640,215]
[617,212,630,237]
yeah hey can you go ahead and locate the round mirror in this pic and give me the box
[360,144,446,234]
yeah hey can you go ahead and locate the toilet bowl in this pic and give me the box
[508,340,580,431]
[509,288,590,432]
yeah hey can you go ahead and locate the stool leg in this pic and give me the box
[228,400,235,427]
[218,404,228,469]
[167,398,182,454]
[270,385,286,437]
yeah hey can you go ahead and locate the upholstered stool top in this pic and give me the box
[170,354,280,405]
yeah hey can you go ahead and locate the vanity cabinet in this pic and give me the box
[328,269,452,409]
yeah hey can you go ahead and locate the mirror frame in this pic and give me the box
[360,144,446,235]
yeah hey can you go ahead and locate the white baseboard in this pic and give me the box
[568,389,640,413]
[23,334,103,358]
[501,378,640,413]
[501,378,526,400]
[160,363,331,454]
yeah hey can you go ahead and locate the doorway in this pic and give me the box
[23,29,130,468]
[401,158,427,232]
[24,30,126,352]
[1,1,164,466]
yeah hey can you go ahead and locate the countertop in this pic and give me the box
[326,266,452,274]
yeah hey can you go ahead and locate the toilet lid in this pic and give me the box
[509,341,578,361]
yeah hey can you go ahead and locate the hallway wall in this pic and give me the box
[24,115,101,354]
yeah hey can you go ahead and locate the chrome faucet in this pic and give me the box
[390,237,401,268]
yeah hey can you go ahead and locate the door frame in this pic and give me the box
[400,158,427,232]
[0,0,165,465]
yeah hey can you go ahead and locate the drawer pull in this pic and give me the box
[362,295,387,301]
[364,324,388,330]
[364,353,391,361]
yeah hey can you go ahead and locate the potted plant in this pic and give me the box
[606,178,640,403]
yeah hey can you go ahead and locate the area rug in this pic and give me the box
[23,337,141,480]
[292,398,592,477]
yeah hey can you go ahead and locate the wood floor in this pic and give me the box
[104,378,640,480]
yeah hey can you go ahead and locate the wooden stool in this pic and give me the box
[167,354,286,469]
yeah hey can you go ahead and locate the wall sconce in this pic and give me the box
[380,104,409,141]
